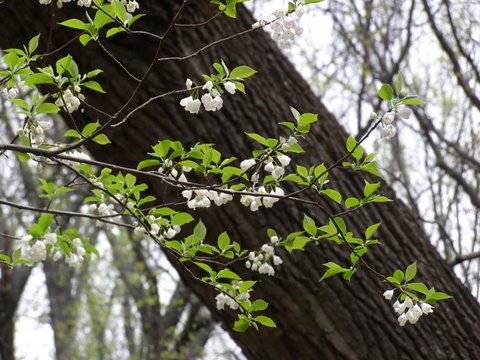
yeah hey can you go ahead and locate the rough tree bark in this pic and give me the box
[1,1,480,359]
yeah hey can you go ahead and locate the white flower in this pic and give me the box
[77,0,91,6]
[295,5,305,17]
[277,154,291,167]
[273,9,287,18]
[270,236,279,244]
[180,96,201,114]
[211,95,223,111]
[261,244,275,256]
[165,228,176,239]
[185,78,193,90]
[404,296,413,309]
[55,89,81,113]
[382,112,395,125]
[405,306,422,324]
[126,0,139,13]
[271,166,285,180]
[224,81,236,94]
[52,251,62,261]
[380,124,397,139]
[245,260,251,269]
[258,263,275,276]
[252,20,266,29]
[264,161,275,172]
[393,300,406,314]
[203,81,214,91]
[383,289,395,300]
[397,106,412,120]
[273,255,283,266]
[151,223,160,235]
[73,237,82,248]
[44,233,57,245]
[370,111,379,120]
[240,159,256,172]
[398,313,408,326]
[421,302,434,314]
[411,304,423,318]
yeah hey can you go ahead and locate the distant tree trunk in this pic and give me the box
[1,1,480,359]
[0,262,30,360]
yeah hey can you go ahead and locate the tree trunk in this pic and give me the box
[1,1,480,359]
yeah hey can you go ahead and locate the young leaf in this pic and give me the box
[405,262,417,282]
[377,84,394,101]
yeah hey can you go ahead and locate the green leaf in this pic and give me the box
[289,236,310,252]
[297,113,318,133]
[137,159,161,170]
[217,269,241,280]
[36,102,60,114]
[217,232,230,251]
[93,134,111,145]
[82,81,106,93]
[59,19,88,30]
[230,65,257,79]
[233,316,250,332]
[0,253,11,264]
[251,299,269,312]
[393,269,404,284]
[304,0,325,3]
[405,262,417,282]
[365,222,381,240]
[245,132,269,146]
[378,84,394,101]
[79,34,93,46]
[345,197,360,209]
[302,214,317,236]
[426,292,452,302]
[255,315,276,328]
[82,122,100,137]
[323,189,342,204]
[370,196,392,203]
[346,135,357,153]
[406,282,430,295]
[401,98,425,105]
[239,280,256,293]
[28,34,41,54]
[38,214,54,232]
[112,0,127,22]
[171,213,194,226]
[193,261,214,276]
[193,221,206,241]
[106,27,126,38]
[320,262,346,281]
[363,181,380,198]
[396,72,403,95]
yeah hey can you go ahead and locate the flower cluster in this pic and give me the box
[182,189,233,210]
[215,282,251,311]
[245,238,283,276]
[240,186,284,212]
[383,290,434,326]
[54,88,82,113]
[25,120,52,144]
[279,135,298,151]
[64,237,86,267]
[269,7,305,50]
[145,216,181,239]
[180,79,236,115]
[20,235,49,263]
[89,202,119,227]
[375,106,412,140]
[38,0,139,13]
